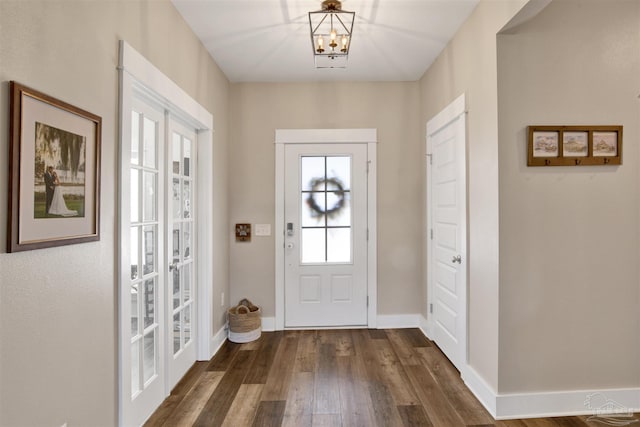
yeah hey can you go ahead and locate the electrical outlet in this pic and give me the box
[221,292,225,307]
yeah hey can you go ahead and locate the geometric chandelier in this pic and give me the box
[308,0,355,68]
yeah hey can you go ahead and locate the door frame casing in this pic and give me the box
[425,93,468,371]
[275,129,377,330]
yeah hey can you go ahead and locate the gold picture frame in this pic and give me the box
[527,125,622,166]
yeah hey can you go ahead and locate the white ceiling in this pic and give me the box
[171,0,480,83]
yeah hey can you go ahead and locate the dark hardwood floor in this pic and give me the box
[144,329,631,426]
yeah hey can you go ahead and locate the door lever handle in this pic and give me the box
[452,255,462,264]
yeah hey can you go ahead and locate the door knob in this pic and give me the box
[452,255,462,264]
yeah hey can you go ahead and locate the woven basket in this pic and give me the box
[228,303,261,343]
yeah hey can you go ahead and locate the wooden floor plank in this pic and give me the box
[251,400,286,427]
[405,363,467,427]
[368,328,388,339]
[314,343,341,415]
[418,346,494,425]
[244,332,283,384]
[221,384,264,427]
[162,371,225,426]
[193,349,256,427]
[294,330,319,373]
[311,414,342,426]
[261,332,299,400]
[399,328,432,348]
[397,404,434,426]
[385,328,422,366]
[146,329,616,427]
[206,340,241,371]
[373,337,420,405]
[337,355,377,427]
[282,372,315,427]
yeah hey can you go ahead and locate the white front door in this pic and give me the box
[167,119,197,389]
[284,144,368,327]
[427,94,467,372]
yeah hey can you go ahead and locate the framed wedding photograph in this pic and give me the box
[7,81,101,252]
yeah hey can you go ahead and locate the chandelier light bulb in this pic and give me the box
[329,28,338,48]
[341,34,348,52]
[316,35,325,53]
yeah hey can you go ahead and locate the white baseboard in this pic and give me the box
[261,316,276,332]
[495,387,640,420]
[462,366,498,417]
[417,319,640,421]
[376,314,420,329]
[211,325,228,357]
[418,314,432,340]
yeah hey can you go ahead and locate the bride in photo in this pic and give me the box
[49,170,78,217]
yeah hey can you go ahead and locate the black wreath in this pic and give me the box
[306,177,346,218]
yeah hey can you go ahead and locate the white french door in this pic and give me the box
[122,98,166,426]
[168,120,197,388]
[120,97,198,426]
[426,94,467,373]
[284,143,368,327]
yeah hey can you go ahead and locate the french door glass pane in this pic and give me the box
[131,341,140,395]
[143,330,156,383]
[131,112,140,165]
[143,117,156,168]
[184,305,191,346]
[172,178,181,219]
[183,266,191,304]
[173,313,181,354]
[173,268,180,310]
[131,284,139,337]
[142,226,155,276]
[183,139,191,177]
[172,133,181,174]
[172,223,180,264]
[143,172,156,222]
[183,181,191,219]
[183,223,192,259]
[130,227,139,280]
[130,170,139,223]
[143,279,155,329]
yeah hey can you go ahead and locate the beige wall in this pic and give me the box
[0,1,230,425]
[419,0,528,390]
[229,82,423,317]
[497,0,640,392]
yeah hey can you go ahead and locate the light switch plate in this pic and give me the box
[255,224,271,236]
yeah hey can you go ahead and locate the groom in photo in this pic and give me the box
[44,166,55,214]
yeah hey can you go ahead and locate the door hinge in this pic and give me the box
[429,303,433,314]
[367,296,369,307]
[367,229,369,241]
[426,153,432,165]
[430,229,433,240]
[366,161,370,173]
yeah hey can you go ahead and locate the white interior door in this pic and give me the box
[427,94,467,372]
[284,144,368,327]
[167,119,197,390]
